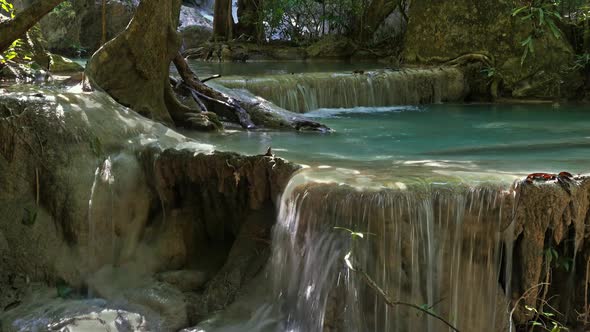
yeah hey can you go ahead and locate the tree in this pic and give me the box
[86,0,187,124]
[236,0,264,41]
[86,0,326,131]
[213,0,234,40]
[0,0,65,53]
[101,0,107,46]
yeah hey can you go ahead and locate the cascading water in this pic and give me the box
[87,157,115,277]
[216,68,467,113]
[270,173,516,331]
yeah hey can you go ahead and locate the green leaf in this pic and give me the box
[521,35,533,46]
[547,18,561,39]
[512,6,529,16]
[21,208,37,226]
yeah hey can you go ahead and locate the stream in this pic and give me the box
[1,61,589,332]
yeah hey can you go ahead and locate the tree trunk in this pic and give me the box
[86,0,183,124]
[101,0,107,45]
[213,0,234,40]
[236,0,262,41]
[0,0,65,53]
[359,0,398,42]
[86,0,328,131]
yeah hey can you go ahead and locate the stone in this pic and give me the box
[403,0,583,99]
[0,86,299,323]
[49,54,83,73]
[157,270,210,291]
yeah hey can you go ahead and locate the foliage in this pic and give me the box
[52,0,76,20]
[512,0,563,65]
[572,52,590,69]
[251,0,399,44]
[544,246,574,272]
[0,1,32,66]
[525,305,569,332]
[0,0,14,19]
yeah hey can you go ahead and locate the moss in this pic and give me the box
[403,0,583,99]
[306,35,356,59]
[49,54,83,73]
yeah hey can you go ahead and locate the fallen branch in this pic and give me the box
[172,53,255,129]
[355,268,461,332]
[508,282,549,332]
[202,74,222,83]
[187,86,209,113]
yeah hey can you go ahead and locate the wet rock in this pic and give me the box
[87,266,189,331]
[182,26,213,50]
[306,36,356,59]
[404,0,583,99]
[179,5,213,30]
[0,87,300,326]
[0,287,155,332]
[157,270,210,291]
[50,54,84,73]
[123,282,188,331]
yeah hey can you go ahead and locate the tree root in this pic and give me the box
[172,53,255,129]
[443,53,494,67]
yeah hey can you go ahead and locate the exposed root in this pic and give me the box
[443,53,494,67]
[172,53,255,129]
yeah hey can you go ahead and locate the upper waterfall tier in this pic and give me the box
[216,67,468,113]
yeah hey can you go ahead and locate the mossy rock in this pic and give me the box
[50,54,83,73]
[181,25,213,49]
[403,0,583,99]
[307,36,356,59]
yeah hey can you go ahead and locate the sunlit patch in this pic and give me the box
[395,182,407,190]
[317,165,332,169]
[56,94,70,102]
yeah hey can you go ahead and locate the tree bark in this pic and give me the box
[101,0,107,45]
[236,0,263,41]
[86,0,183,124]
[359,0,398,42]
[0,0,65,53]
[86,0,328,131]
[213,0,234,40]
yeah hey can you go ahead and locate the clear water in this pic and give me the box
[185,103,590,177]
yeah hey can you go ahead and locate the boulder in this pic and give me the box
[49,54,83,73]
[0,86,299,328]
[403,0,583,99]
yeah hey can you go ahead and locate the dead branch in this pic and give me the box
[355,268,461,332]
[202,74,222,83]
[172,53,255,129]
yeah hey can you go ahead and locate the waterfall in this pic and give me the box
[217,68,468,113]
[270,174,515,331]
